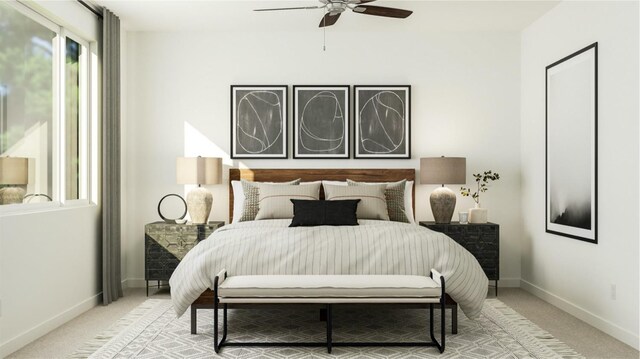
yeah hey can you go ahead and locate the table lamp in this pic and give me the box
[177,157,222,224]
[420,157,466,224]
[0,157,29,205]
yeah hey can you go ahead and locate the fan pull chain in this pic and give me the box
[323,26,326,51]
[323,8,327,51]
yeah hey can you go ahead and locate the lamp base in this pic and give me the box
[0,186,26,205]
[430,186,456,224]
[186,187,212,224]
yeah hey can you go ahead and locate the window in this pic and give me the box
[0,1,96,208]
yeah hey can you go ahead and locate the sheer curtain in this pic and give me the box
[102,7,122,305]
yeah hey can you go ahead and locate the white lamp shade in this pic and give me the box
[0,157,29,185]
[177,157,222,185]
[420,157,466,185]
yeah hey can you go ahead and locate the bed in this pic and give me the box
[169,168,488,322]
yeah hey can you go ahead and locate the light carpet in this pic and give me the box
[71,299,583,358]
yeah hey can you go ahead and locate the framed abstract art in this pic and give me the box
[231,85,288,159]
[354,85,410,159]
[293,85,349,159]
[545,43,598,243]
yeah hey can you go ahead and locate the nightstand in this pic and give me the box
[145,221,224,296]
[419,221,500,296]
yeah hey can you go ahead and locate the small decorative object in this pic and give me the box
[469,204,488,224]
[461,170,500,224]
[546,43,598,243]
[231,85,288,159]
[0,156,29,205]
[354,85,411,159]
[23,193,52,203]
[157,193,188,224]
[177,157,222,224]
[421,157,466,224]
[293,85,349,159]
[458,212,468,224]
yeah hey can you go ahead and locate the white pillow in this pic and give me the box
[321,180,347,187]
[405,180,415,224]
[301,180,322,186]
[231,180,244,223]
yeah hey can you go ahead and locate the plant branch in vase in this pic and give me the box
[460,170,500,223]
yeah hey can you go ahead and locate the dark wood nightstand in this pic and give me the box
[419,221,500,296]
[145,221,224,296]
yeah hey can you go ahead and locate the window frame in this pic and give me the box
[0,0,99,215]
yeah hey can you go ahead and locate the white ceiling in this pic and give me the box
[95,0,560,32]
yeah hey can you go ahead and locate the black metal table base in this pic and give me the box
[212,274,446,354]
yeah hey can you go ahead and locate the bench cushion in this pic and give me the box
[218,275,441,298]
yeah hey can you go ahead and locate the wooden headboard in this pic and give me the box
[228,168,416,222]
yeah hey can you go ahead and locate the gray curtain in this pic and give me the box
[102,8,123,305]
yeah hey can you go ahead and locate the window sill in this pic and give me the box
[0,200,97,217]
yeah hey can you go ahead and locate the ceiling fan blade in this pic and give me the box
[254,6,323,11]
[319,12,341,27]
[352,5,412,18]
[350,0,377,3]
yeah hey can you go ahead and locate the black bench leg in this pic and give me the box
[429,303,434,341]
[213,276,227,354]
[191,306,197,334]
[451,303,458,335]
[223,303,228,343]
[440,295,446,352]
[326,304,332,353]
[319,308,327,322]
[214,299,220,353]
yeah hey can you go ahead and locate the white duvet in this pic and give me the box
[169,220,488,319]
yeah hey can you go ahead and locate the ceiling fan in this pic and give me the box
[254,0,413,27]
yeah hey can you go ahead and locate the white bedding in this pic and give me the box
[169,220,488,319]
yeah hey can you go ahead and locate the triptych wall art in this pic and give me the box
[545,42,598,244]
[230,85,411,159]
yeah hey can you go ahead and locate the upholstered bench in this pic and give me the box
[211,269,446,354]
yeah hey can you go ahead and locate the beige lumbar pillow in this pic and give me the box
[323,184,389,220]
[347,179,408,223]
[255,182,321,220]
[240,179,301,222]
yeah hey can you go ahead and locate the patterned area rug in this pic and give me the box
[72,299,583,358]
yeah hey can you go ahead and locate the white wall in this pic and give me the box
[0,205,101,357]
[520,1,639,349]
[122,29,523,287]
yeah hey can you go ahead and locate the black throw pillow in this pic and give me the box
[289,199,360,227]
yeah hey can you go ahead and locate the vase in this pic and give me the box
[469,203,488,224]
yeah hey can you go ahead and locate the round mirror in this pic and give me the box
[158,194,187,223]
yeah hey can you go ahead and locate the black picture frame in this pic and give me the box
[230,85,288,159]
[545,42,598,244]
[293,85,350,159]
[354,85,411,159]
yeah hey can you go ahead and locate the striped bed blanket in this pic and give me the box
[169,219,488,318]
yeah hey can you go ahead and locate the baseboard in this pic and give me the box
[520,279,639,350]
[0,293,102,358]
[122,278,147,288]
[498,278,520,287]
